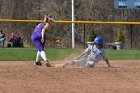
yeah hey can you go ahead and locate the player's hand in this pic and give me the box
[41,38,44,43]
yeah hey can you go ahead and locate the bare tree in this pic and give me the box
[0,0,140,48]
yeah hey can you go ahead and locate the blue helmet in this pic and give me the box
[93,36,103,44]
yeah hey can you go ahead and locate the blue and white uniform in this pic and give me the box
[84,45,107,66]
[63,45,107,68]
[57,36,110,68]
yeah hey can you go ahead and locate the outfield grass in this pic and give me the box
[0,48,140,61]
[106,49,140,60]
[0,48,83,61]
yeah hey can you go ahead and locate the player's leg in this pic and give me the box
[55,60,78,68]
[38,38,52,67]
[85,61,95,68]
[63,60,78,67]
[55,55,88,68]
[31,35,52,67]
[32,37,43,66]
[1,39,4,47]
[34,51,42,66]
[31,32,42,66]
[85,57,95,68]
[0,38,4,47]
[40,50,52,67]
[34,45,52,67]
[0,40,2,47]
[36,51,40,62]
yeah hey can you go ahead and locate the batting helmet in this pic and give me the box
[93,36,103,44]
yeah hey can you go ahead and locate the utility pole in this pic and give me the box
[72,0,75,48]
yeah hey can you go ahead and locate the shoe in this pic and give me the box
[55,64,64,68]
[45,62,52,67]
[34,61,42,66]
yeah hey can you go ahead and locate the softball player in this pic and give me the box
[31,14,54,67]
[55,36,111,68]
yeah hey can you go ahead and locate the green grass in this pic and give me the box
[106,49,140,60]
[0,48,83,61]
[0,48,140,61]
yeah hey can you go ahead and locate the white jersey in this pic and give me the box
[84,45,107,63]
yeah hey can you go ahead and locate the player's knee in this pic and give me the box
[86,61,95,68]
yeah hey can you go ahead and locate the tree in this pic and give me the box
[87,30,97,42]
[115,31,124,42]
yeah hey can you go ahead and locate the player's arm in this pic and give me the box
[75,46,90,60]
[75,51,87,60]
[41,23,49,43]
[102,50,111,67]
[104,59,111,67]
[43,14,49,22]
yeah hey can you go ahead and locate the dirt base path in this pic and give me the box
[0,60,140,93]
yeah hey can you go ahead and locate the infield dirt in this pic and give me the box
[0,60,140,93]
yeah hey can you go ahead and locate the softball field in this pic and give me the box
[0,60,140,93]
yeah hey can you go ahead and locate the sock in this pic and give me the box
[36,51,40,62]
[40,51,47,62]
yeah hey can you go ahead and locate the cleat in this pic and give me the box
[45,62,52,67]
[34,62,42,66]
[55,64,64,68]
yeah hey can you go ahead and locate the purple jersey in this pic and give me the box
[34,22,47,33]
[31,22,48,52]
